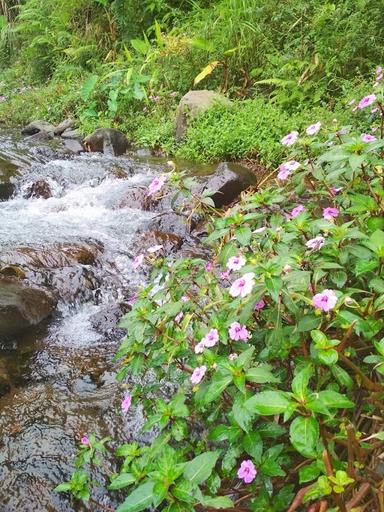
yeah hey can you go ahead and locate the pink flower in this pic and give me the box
[361,133,377,143]
[202,328,219,348]
[330,186,342,196]
[229,353,238,360]
[323,207,339,221]
[121,394,132,413]
[371,108,379,114]
[205,261,214,272]
[175,311,184,323]
[227,255,246,271]
[220,270,231,280]
[281,160,301,171]
[376,66,383,75]
[194,341,205,354]
[277,167,292,180]
[237,460,257,484]
[229,273,255,298]
[147,244,163,253]
[254,299,265,311]
[312,289,338,312]
[376,74,383,82]
[133,254,144,269]
[81,436,90,446]
[358,94,377,109]
[281,131,299,146]
[181,295,189,302]
[147,175,166,196]
[278,160,300,180]
[128,294,138,306]
[228,322,250,341]
[306,122,321,135]
[306,236,325,251]
[190,365,206,384]
[290,204,305,218]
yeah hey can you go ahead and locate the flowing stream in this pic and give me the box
[0,131,204,511]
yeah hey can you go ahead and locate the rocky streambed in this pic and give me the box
[0,130,254,510]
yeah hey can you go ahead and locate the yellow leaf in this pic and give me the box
[194,61,220,85]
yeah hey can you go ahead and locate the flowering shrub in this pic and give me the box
[58,84,384,511]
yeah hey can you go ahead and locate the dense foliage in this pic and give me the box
[56,83,384,511]
[1,0,384,162]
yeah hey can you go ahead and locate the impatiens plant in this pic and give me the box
[58,75,384,511]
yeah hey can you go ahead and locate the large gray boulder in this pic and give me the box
[0,277,57,336]
[54,118,74,136]
[21,120,55,136]
[175,90,231,141]
[202,162,256,207]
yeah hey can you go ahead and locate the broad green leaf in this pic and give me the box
[80,74,98,101]
[245,391,293,415]
[183,452,220,485]
[291,365,313,401]
[201,496,234,508]
[235,226,252,246]
[242,431,263,463]
[116,481,155,512]
[317,390,354,409]
[245,365,279,384]
[289,416,319,458]
[108,473,136,490]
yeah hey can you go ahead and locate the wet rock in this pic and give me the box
[24,180,52,199]
[0,182,14,201]
[26,131,55,143]
[135,230,183,254]
[0,265,26,279]
[0,276,57,336]
[202,162,256,207]
[62,138,84,154]
[53,119,74,136]
[83,128,129,156]
[175,90,231,141]
[147,212,192,237]
[21,120,55,136]
[0,243,102,269]
[61,128,82,139]
[50,266,99,303]
[28,145,66,162]
[90,305,127,340]
[118,187,151,210]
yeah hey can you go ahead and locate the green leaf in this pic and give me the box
[291,365,313,401]
[265,276,283,302]
[245,364,279,384]
[245,391,293,415]
[201,496,234,509]
[299,460,323,483]
[196,373,232,406]
[108,473,136,490]
[80,74,98,101]
[131,38,149,54]
[116,481,155,512]
[289,416,319,458]
[331,365,354,391]
[54,482,72,492]
[183,452,220,485]
[242,431,263,463]
[318,349,338,366]
[317,390,354,409]
[235,226,252,246]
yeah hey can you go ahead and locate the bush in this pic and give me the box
[58,85,384,511]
